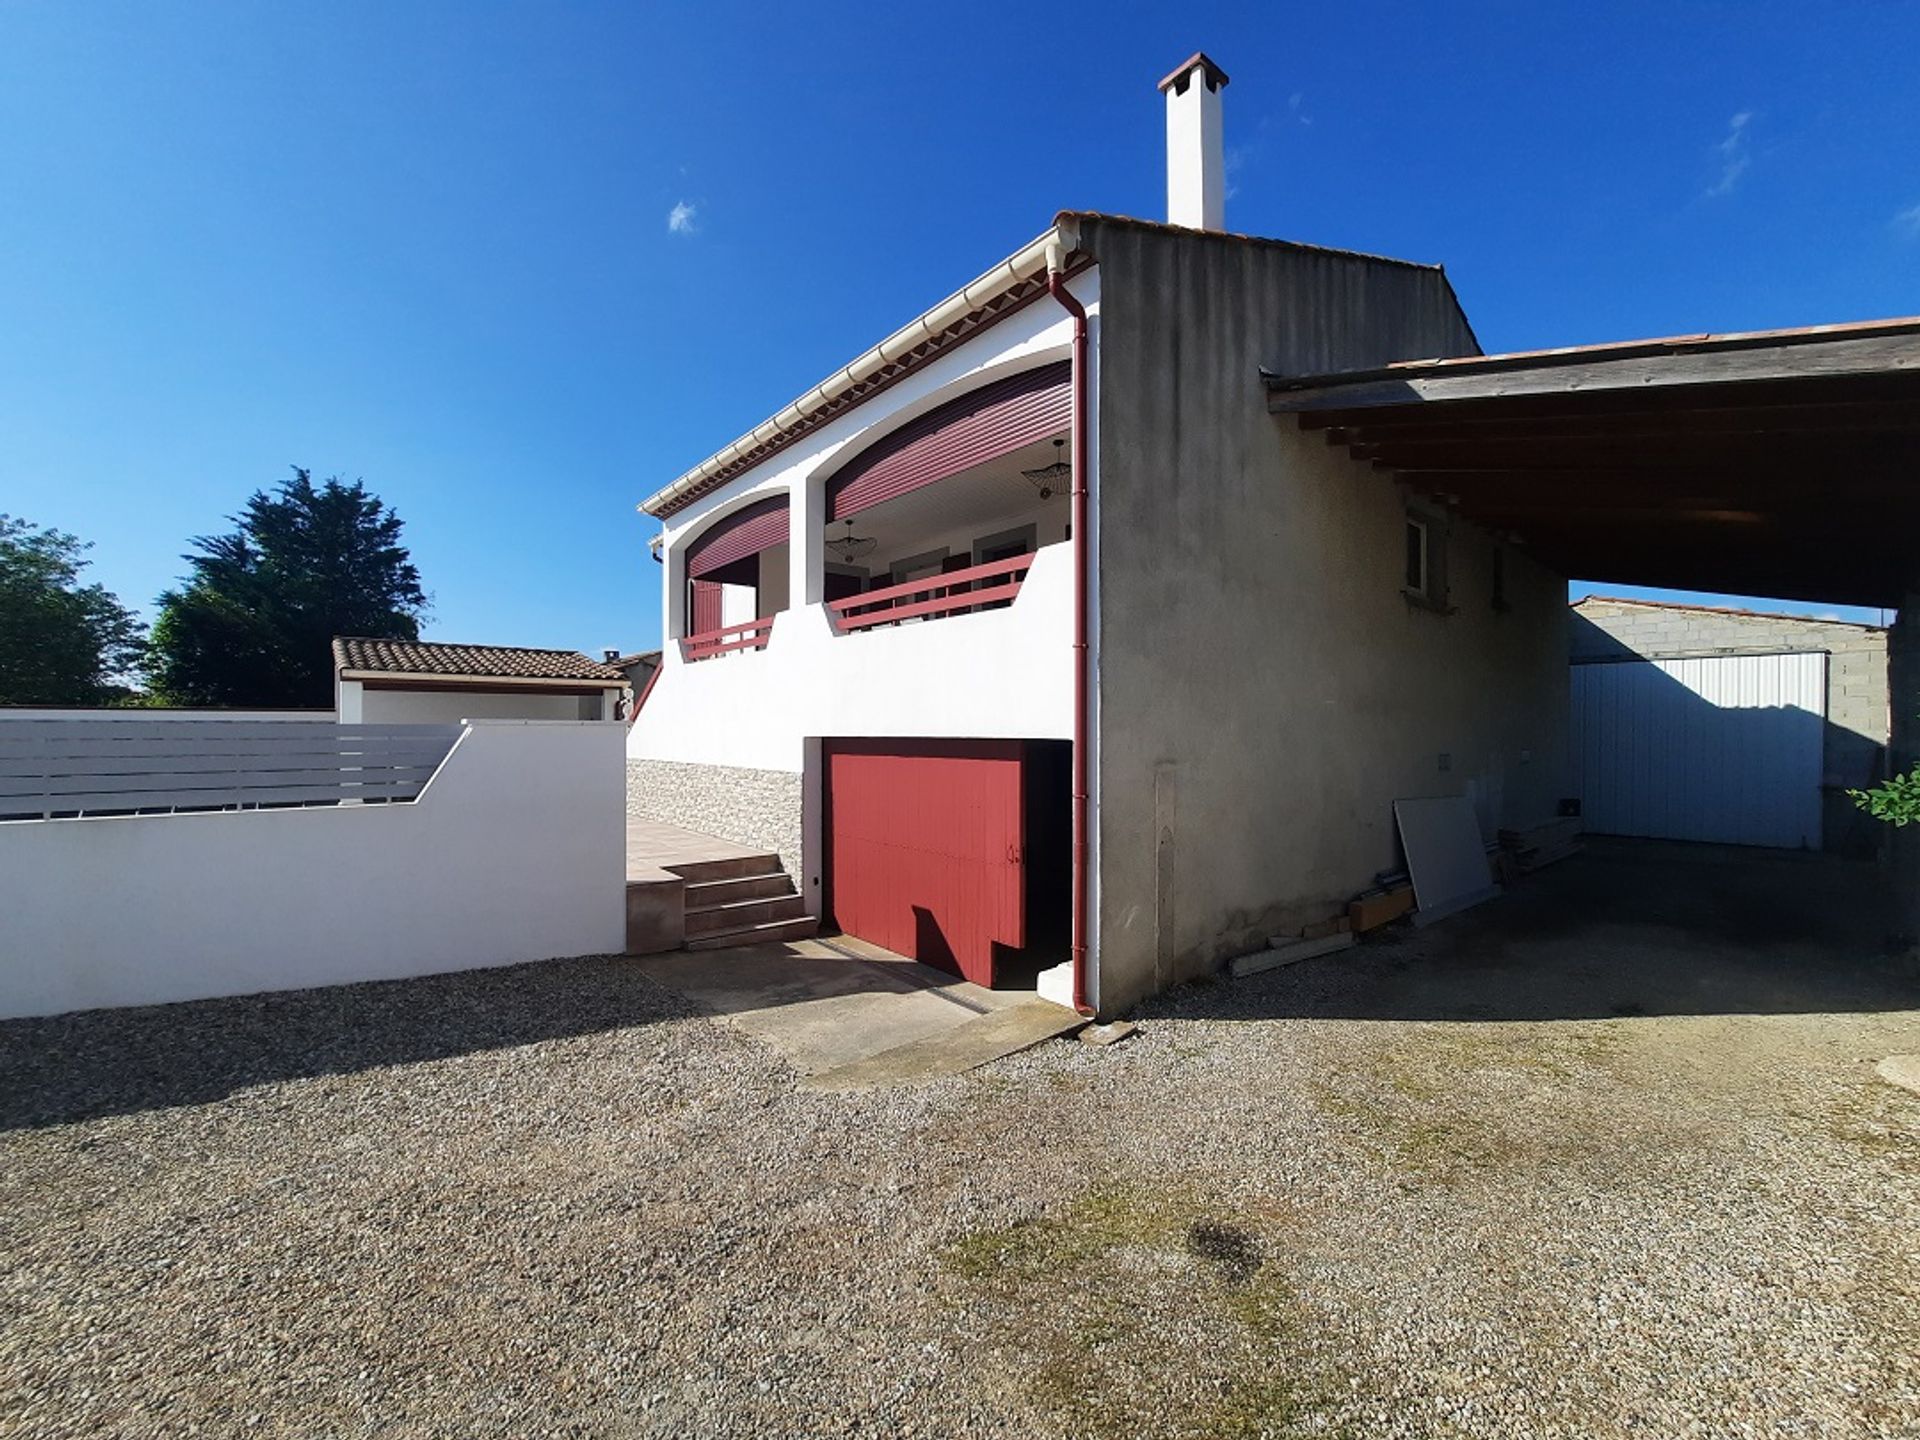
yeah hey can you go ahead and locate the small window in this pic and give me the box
[1404,517,1429,597]
[1402,509,1450,613]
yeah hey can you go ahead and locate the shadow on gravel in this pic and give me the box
[1163,838,1920,1025]
[0,955,690,1131]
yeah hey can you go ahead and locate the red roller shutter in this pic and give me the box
[686,494,790,578]
[826,362,1071,521]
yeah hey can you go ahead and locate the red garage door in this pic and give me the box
[825,740,1025,987]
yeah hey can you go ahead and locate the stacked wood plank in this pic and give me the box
[1497,816,1584,873]
[1347,884,1415,933]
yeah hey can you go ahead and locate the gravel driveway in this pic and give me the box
[3,840,1916,1438]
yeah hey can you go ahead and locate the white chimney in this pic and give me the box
[1159,53,1229,231]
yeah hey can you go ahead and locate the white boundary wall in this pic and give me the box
[0,720,626,1018]
[1,708,334,721]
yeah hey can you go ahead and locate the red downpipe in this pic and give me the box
[1049,267,1095,1017]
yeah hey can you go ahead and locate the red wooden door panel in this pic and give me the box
[826,741,1024,987]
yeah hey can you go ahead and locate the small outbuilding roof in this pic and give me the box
[332,637,626,685]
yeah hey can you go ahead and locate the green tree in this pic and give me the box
[0,515,146,705]
[148,470,427,707]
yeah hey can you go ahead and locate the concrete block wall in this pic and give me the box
[626,758,803,882]
[1571,599,1890,856]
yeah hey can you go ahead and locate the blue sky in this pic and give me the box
[3,2,1916,651]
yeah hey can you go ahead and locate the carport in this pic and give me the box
[1266,316,1920,873]
[1264,316,1920,608]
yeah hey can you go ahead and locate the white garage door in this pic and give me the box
[1571,652,1827,850]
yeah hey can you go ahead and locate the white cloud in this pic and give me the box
[1895,201,1920,239]
[1287,90,1312,127]
[667,200,698,236]
[1705,111,1752,197]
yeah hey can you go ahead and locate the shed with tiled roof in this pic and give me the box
[333,637,628,725]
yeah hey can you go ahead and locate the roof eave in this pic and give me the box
[338,669,627,689]
[638,218,1083,520]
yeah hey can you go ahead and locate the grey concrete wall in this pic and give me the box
[1085,218,1569,1013]
[1571,600,1889,857]
[626,758,802,880]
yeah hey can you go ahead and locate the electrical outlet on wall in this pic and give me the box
[1437,752,1452,773]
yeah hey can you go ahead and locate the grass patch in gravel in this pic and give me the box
[1821,1082,1920,1173]
[1307,1025,1629,1185]
[941,1184,1354,1440]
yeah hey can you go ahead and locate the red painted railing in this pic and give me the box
[827,553,1034,633]
[681,614,775,662]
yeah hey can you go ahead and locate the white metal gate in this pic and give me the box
[1570,652,1827,849]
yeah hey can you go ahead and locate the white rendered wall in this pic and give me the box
[651,270,1097,642]
[358,687,613,724]
[633,271,1098,930]
[637,271,1097,767]
[632,541,1076,774]
[4,708,335,721]
[0,721,627,1018]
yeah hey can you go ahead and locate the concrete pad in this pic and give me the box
[805,999,1087,1091]
[637,938,1035,1078]
[1876,1054,1920,1095]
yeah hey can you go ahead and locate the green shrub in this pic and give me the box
[1849,769,1920,826]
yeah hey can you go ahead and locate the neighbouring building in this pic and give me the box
[333,638,627,725]
[605,649,662,716]
[627,54,1920,1014]
[1569,596,1890,857]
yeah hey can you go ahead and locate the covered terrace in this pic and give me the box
[1264,316,1920,610]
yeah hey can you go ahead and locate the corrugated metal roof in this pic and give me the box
[1266,314,1920,393]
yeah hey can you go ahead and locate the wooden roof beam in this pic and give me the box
[1268,328,1920,414]
[1309,398,1920,447]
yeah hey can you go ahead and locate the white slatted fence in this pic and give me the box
[0,720,463,820]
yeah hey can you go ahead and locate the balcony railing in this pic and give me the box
[681,614,776,663]
[827,552,1035,634]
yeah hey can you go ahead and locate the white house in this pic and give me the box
[628,54,1920,1015]
[334,638,627,724]
[626,54,1566,1015]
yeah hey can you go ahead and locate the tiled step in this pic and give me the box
[685,892,810,938]
[666,852,785,885]
[684,914,820,951]
[684,871,796,907]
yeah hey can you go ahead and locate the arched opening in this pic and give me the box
[680,492,789,656]
[816,362,1073,631]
